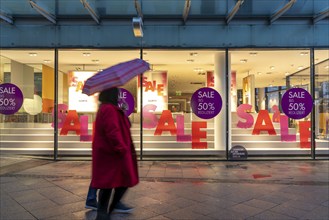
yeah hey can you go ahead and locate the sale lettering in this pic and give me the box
[53,104,207,148]
[143,104,207,148]
[119,91,127,99]
[289,91,305,99]
[141,76,164,96]
[51,104,93,142]
[198,91,215,99]
[237,104,311,148]
[0,87,16,94]
[52,103,311,149]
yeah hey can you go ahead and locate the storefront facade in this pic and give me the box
[1,1,328,160]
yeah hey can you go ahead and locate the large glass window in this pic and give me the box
[1,48,327,160]
[140,50,225,159]
[0,49,55,157]
[56,49,226,159]
[314,49,329,158]
[57,49,140,157]
[230,49,316,159]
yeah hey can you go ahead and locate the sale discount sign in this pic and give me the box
[281,88,313,120]
[191,87,222,119]
[118,88,135,116]
[0,83,24,115]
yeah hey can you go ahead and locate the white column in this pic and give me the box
[214,52,231,151]
[11,60,34,99]
[258,88,266,110]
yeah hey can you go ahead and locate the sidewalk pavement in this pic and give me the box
[0,155,328,220]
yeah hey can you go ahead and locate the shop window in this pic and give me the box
[230,49,317,159]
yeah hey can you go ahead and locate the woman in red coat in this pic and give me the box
[91,87,139,220]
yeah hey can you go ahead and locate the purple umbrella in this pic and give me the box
[82,58,150,95]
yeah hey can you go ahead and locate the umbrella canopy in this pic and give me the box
[82,58,150,95]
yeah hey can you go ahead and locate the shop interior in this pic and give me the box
[0,49,328,158]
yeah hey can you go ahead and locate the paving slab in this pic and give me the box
[1,156,328,220]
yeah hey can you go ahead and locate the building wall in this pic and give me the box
[1,21,328,48]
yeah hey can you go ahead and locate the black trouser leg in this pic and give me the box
[98,189,112,212]
[108,187,128,213]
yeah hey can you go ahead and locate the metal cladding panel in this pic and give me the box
[0,22,328,48]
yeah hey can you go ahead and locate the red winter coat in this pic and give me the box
[91,104,139,189]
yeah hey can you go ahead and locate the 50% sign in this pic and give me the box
[281,88,312,120]
[0,98,16,107]
[288,103,305,111]
[191,87,222,119]
[197,102,215,111]
[0,83,24,115]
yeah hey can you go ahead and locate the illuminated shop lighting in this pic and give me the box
[249,52,258,56]
[193,68,204,72]
[43,60,51,63]
[297,66,304,70]
[132,17,143,37]
[190,52,198,56]
[29,53,37,56]
[83,52,91,56]
[240,59,247,63]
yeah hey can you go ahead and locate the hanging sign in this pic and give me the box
[0,83,24,115]
[281,88,313,119]
[68,71,98,112]
[191,87,222,119]
[118,88,134,116]
[137,71,168,112]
